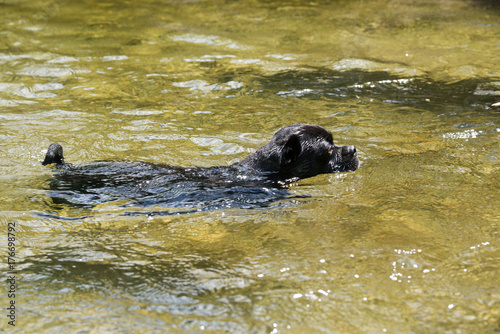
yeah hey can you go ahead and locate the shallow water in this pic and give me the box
[1,0,499,333]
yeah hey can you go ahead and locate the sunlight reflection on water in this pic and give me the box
[1,0,499,333]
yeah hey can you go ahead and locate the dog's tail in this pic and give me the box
[42,143,65,166]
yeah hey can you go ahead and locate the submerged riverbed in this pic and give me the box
[1,0,499,332]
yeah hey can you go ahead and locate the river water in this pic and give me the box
[1,0,499,333]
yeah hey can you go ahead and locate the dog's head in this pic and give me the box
[239,124,359,181]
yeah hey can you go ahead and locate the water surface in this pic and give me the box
[0,0,499,333]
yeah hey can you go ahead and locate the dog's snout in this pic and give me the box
[344,145,356,155]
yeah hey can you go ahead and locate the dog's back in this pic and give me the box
[45,160,287,214]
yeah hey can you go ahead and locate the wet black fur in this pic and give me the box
[43,124,358,180]
[237,124,359,181]
[42,124,359,212]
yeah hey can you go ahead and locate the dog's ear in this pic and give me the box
[280,134,302,167]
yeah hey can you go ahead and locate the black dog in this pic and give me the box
[237,124,358,180]
[42,124,359,213]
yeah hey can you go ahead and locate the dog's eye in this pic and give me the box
[328,149,333,155]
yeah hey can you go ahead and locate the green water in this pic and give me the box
[1,0,499,332]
